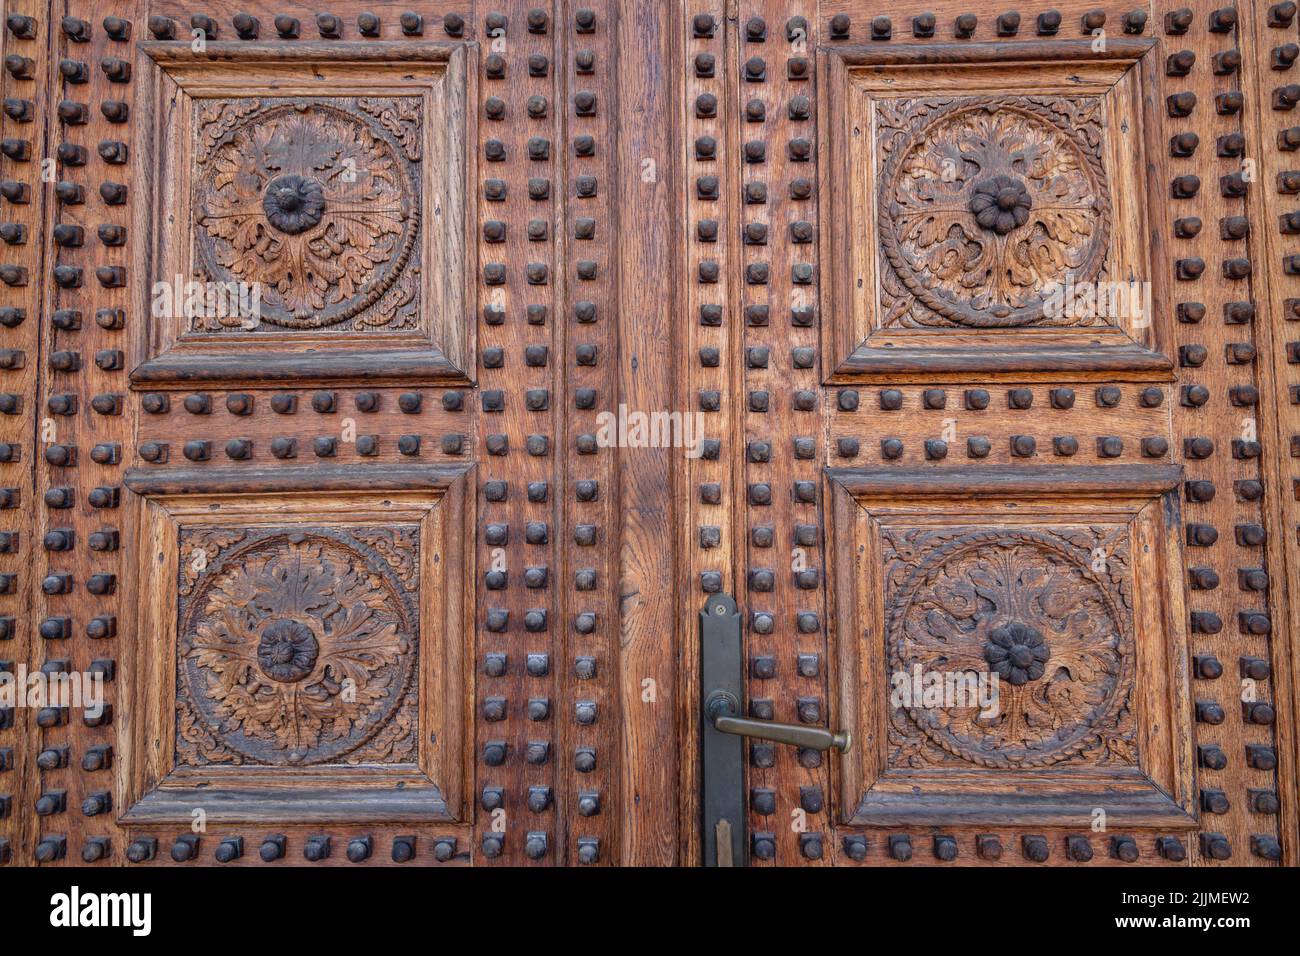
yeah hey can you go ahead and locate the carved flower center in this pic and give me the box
[984,621,1050,686]
[996,188,1021,211]
[1009,644,1035,668]
[262,174,325,235]
[275,188,304,212]
[968,174,1033,235]
[257,619,319,683]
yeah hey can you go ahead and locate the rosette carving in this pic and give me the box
[191,97,421,332]
[884,525,1136,770]
[176,528,419,767]
[877,96,1110,329]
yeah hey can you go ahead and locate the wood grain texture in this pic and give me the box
[1238,0,1300,866]
[2,0,1297,869]
[0,0,49,868]
[613,0,680,866]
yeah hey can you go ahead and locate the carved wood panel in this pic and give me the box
[877,94,1110,330]
[822,39,1166,378]
[191,96,423,333]
[131,38,474,387]
[884,524,1137,770]
[828,467,1195,833]
[174,526,422,767]
[121,468,469,829]
[0,0,1297,870]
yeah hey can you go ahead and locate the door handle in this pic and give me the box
[705,691,851,753]
[700,593,850,866]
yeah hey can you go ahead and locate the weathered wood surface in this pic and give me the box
[0,0,1294,868]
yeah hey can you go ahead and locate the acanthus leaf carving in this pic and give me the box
[191,97,421,333]
[876,95,1111,330]
[356,96,423,161]
[178,529,246,596]
[883,524,1137,771]
[175,527,420,768]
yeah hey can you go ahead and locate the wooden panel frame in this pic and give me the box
[820,40,1171,381]
[827,464,1196,829]
[118,464,473,825]
[129,41,476,388]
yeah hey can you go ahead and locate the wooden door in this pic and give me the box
[0,0,1296,869]
[693,0,1297,867]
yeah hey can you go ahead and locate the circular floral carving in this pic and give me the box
[193,99,420,330]
[888,529,1133,769]
[257,619,320,682]
[968,175,1032,235]
[879,97,1110,328]
[179,531,417,766]
[261,174,326,234]
[984,621,1049,685]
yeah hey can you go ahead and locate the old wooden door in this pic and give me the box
[0,0,1297,868]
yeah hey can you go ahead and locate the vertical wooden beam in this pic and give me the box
[555,0,623,866]
[613,0,681,865]
[0,0,52,868]
[470,0,561,867]
[735,0,831,867]
[678,0,741,867]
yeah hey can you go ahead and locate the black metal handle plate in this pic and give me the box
[700,593,744,867]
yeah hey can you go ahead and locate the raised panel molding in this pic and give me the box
[129,41,476,387]
[820,40,1171,381]
[119,464,473,824]
[827,465,1196,828]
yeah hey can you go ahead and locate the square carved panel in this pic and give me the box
[121,465,473,824]
[827,465,1196,828]
[174,524,422,769]
[131,42,474,387]
[821,40,1172,380]
[190,96,424,336]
